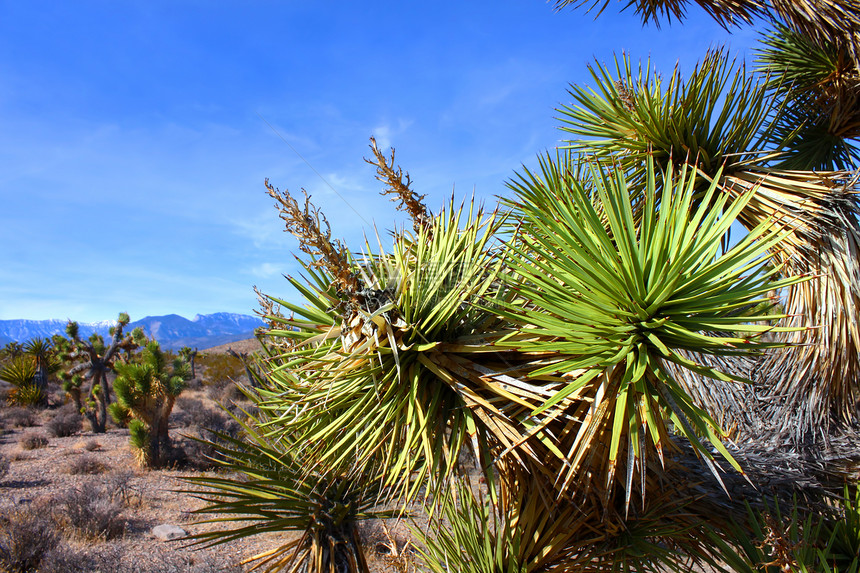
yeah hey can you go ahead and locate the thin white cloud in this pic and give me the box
[372,119,414,150]
[231,209,290,249]
[248,262,286,279]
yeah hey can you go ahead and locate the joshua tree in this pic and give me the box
[552,5,860,443]
[178,346,198,379]
[184,136,806,571]
[0,341,23,360]
[112,341,190,467]
[187,4,860,572]
[62,313,144,433]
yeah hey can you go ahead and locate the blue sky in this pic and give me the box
[0,1,759,323]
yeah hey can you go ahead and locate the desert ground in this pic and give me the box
[0,340,413,573]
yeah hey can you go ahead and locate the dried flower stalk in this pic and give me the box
[366,137,432,237]
[265,179,362,296]
[614,80,637,112]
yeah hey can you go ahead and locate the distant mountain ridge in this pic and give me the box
[0,312,264,351]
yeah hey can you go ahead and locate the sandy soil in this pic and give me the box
[0,392,413,572]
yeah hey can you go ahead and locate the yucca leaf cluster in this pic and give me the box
[0,337,60,406]
[556,38,860,441]
[186,423,399,573]
[187,128,815,571]
[253,195,511,501]
[496,154,801,508]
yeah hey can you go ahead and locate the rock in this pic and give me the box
[151,524,187,541]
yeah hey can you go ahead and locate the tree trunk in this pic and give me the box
[97,371,109,432]
[70,388,82,412]
[148,399,176,467]
[85,369,109,433]
[149,416,163,467]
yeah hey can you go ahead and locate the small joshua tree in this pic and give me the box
[61,313,144,433]
[178,346,198,379]
[112,341,191,467]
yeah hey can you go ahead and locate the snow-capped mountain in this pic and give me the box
[0,319,113,345]
[0,313,265,351]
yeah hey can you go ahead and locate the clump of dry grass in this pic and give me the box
[46,404,82,437]
[66,454,107,475]
[18,431,48,450]
[2,407,37,428]
[53,481,126,540]
[0,507,60,573]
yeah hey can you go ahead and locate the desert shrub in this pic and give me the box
[46,385,68,408]
[82,439,100,451]
[104,470,146,509]
[126,552,246,573]
[66,454,107,475]
[54,481,125,540]
[18,431,48,450]
[204,379,246,406]
[65,546,245,573]
[37,543,97,573]
[175,429,217,469]
[173,396,206,427]
[0,453,9,481]
[174,397,234,431]
[177,416,242,470]
[1,407,37,428]
[0,508,60,573]
[197,353,244,386]
[46,404,82,437]
[172,396,243,468]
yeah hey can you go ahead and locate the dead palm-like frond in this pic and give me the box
[661,349,760,434]
[498,153,803,507]
[553,0,860,72]
[553,0,766,29]
[721,169,860,439]
[416,471,720,573]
